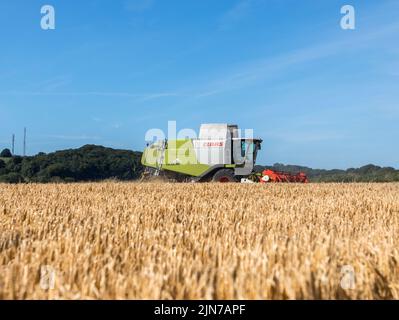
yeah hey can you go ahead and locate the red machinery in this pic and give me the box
[260,169,308,183]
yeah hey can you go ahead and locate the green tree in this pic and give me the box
[0,148,12,158]
[0,173,23,183]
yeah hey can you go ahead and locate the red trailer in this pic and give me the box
[260,169,308,183]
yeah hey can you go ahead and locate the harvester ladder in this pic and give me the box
[154,139,167,176]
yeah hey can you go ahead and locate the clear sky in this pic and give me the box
[0,0,398,169]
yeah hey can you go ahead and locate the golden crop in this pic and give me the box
[0,183,398,300]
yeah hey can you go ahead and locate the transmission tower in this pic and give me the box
[23,127,26,157]
[12,134,15,155]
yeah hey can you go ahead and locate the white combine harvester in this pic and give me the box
[141,123,308,183]
[141,123,262,182]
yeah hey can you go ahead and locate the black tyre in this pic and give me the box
[212,169,237,183]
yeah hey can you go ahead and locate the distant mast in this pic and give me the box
[23,127,26,157]
[12,134,15,155]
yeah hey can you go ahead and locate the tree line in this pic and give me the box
[0,145,143,183]
[0,145,398,183]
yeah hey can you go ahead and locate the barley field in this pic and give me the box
[0,182,398,300]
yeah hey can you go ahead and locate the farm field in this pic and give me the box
[0,182,398,300]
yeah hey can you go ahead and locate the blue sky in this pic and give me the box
[0,0,398,169]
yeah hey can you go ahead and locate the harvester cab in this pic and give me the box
[141,123,262,182]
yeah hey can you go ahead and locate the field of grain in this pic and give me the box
[0,183,398,300]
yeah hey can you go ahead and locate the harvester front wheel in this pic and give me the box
[212,169,237,183]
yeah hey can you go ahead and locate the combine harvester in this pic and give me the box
[141,123,308,183]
